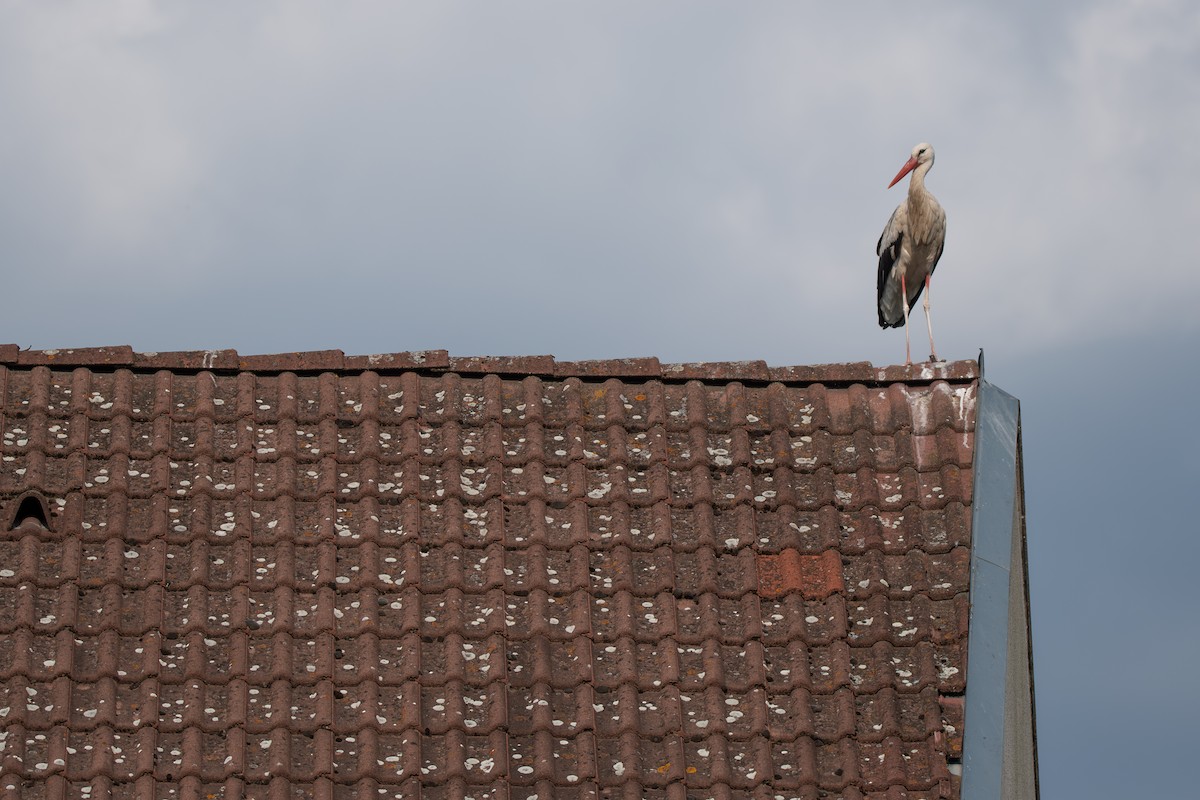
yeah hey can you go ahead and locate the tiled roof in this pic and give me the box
[0,347,979,799]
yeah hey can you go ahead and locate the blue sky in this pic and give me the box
[2,3,1198,796]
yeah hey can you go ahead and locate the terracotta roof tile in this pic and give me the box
[0,346,977,798]
[756,549,844,599]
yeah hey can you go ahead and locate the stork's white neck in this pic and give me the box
[907,159,933,199]
[903,158,942,243]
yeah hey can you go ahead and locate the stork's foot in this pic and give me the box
[927,355,944,363]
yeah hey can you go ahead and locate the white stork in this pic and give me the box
[877,142,947,365]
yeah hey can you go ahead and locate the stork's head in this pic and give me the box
[911,142,934,165]
[888,142,935,188]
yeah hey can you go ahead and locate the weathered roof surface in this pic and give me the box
[0,347,979,799]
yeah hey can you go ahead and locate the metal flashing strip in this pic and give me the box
[961,380,1036,799]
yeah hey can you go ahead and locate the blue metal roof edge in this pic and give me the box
[961,379,1038,799]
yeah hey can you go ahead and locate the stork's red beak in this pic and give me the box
[888,156,918,188]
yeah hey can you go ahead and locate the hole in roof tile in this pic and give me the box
[7,491,52,531]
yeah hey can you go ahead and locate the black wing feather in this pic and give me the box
[876,229,903,328]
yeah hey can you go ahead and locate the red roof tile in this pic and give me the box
[0,347,977,798]
[756,549,844,599]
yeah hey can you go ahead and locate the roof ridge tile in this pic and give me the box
[0,344,979,385]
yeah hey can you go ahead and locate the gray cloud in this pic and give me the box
[1,4,1193,360]
[2,2,1195,361]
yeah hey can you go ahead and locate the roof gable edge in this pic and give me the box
[961,380,1038,800]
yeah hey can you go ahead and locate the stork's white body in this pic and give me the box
[877,143,946,364]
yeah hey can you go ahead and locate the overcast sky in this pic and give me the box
[2,3,1198,796]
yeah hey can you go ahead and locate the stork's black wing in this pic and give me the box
[876,205,905,329]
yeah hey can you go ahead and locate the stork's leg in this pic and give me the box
[923,275,939,362]
[901,273,912,365]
